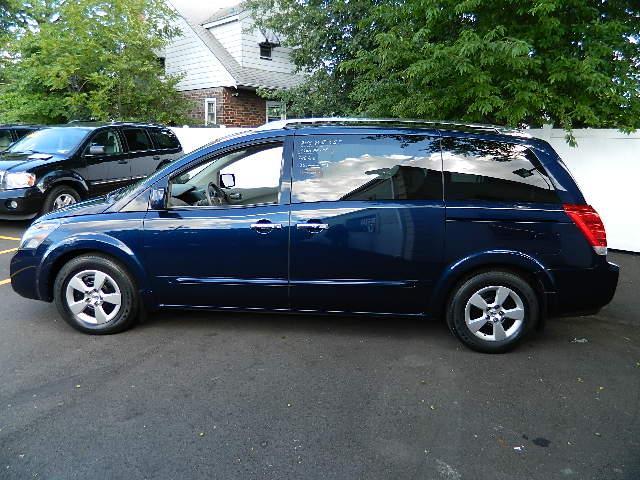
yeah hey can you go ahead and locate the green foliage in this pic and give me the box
[0,0,190,125]
[248,0,640,131]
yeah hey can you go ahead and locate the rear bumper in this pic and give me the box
[0,187,43,219]
[548,260,619,316]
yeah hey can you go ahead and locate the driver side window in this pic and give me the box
[85,129,123,156]
[168,143,284,208]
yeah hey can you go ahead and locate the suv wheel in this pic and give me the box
[446,271,539,353]
[42,185,80,214]
[54,255,139,335]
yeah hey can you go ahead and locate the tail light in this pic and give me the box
[563,204,607,255]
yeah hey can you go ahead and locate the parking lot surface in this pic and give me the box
[0,221,638,480]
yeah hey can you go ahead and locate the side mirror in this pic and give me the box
[88,145,106,156]
[149,187,167,210]
[220,173,235,189]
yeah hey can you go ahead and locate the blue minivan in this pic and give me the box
[10,119,619,353]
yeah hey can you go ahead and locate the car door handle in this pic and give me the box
[228,192,242,200]
[250,221,283,234]
[118,159,128,164]
[297,223,329,231]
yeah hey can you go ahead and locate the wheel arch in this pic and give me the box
[429,250,554,319]
[39,236,153,307]
[37,171,89,198]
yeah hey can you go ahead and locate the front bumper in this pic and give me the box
[548,260,619,316]
[10,248,43,301]
[0,187,44,219]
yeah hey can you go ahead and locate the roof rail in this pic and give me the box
[257,117,529,136]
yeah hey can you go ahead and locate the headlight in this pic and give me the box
[19,221,61,250]
[4,172,36,190]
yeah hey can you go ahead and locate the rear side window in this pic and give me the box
[149,128,180,150]
[292,134,442,203]
[442,137,559,204]
[123,128,152,152]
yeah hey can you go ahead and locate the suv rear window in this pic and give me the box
[149,128,180,150]
[123,128,152,152]
[442,137,559,204]
[292,134,442,203]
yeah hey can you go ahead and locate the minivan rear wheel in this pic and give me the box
[54,254,139,335]
[446,271,539,353]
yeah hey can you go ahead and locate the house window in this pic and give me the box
[259,43,272,60]
[266,101,285,122]
[204,98,217,126]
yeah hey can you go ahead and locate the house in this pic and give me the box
[164,1,303,128]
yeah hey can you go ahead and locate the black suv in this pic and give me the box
[0,125,42,152]
[0,122,183,219]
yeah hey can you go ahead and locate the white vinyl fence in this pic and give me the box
[171,126,640,253]
[530,127,640,253]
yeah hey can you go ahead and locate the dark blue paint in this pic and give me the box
[10,124,619,321]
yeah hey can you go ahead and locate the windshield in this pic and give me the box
[8,128,91,155]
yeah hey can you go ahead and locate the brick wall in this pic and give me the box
[220,88,266,128]
[181,87,266,128]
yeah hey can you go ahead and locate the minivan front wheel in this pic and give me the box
[447,271,539,353]
[54,255,139,334]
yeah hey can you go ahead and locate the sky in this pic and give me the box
[169,0,242,21]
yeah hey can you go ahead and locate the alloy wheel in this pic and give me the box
[65,270,122,326]
[464,285,525,342]
[53,193,77,210]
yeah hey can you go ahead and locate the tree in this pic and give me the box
[247,0,640,132]
[0,0,190,124]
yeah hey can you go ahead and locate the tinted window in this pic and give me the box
[14,128,34,140]
[442,138,559,204]
[0,130,12,149]
[123,128,152,151]
[292,135,442,203]
[149,129,180,149]
[86,129,123,155]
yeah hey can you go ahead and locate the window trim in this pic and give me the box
[166,139,288,211]
[204,97,217,126]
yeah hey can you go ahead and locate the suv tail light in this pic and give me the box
[563,204,607,255]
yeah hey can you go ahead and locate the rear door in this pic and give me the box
[288,132,446,315]
[122,127,156,180]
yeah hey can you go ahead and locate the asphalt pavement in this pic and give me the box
[0,221,638,480]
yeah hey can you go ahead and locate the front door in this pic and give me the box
[289,133,446,315]
[143,139,291,309]
[82,128,131,196]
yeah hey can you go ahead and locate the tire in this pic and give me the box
[41,185,81,215]
[446,270,539,353]
[54,254,139,335]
